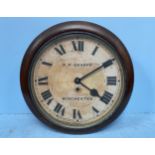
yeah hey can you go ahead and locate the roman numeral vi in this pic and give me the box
[73,109,82,119]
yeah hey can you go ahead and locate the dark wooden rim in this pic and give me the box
[20,21,134,134]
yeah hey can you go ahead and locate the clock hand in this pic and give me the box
[74,78,100,97]
[80,58,115,81]
[74,58,115,98]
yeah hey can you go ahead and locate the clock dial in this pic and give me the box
[30,34,125,129]
[21,21,134,133]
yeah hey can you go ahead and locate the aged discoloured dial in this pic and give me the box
[21,21,134,133]
[30,34,125,129]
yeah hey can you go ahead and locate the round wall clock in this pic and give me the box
[20,21,134,133]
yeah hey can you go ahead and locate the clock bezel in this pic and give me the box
[20,21,134,134]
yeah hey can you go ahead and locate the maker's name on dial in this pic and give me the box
[62,63,93,67]
[62,96,93,100]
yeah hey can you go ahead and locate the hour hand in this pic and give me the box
[90,89,100,97]
[74,77,100,98]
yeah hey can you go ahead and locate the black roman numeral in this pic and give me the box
[41,89,52,100]
[102,59,115,68]
[54,103,65,116]
[73,109,82,119]
[42,61,52,66]
[92,106,99,113]
[92,46,99,55]
[100,91,113,104]
[107,76,117,85]
[38,76,48,85]
[47,99,53,105]
[54,45,66,55]
[72,41,84,51]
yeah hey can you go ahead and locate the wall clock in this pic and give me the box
[20,21,134,133]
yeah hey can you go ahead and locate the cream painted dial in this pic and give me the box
[30,34,125,129]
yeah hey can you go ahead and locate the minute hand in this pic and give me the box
[80,59,115,81]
